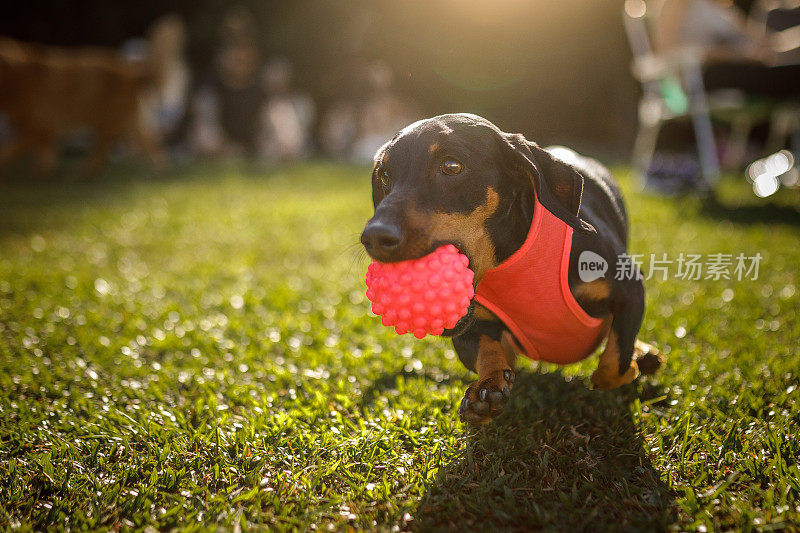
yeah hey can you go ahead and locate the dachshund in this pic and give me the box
[361,113,663,425]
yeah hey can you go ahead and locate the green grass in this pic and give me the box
[0,161,798,531]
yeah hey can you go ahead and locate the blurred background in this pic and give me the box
[3,0,799,197]
[5,4,800,531]
[1,0,643,155]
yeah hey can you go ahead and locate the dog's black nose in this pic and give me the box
[361,220,402,257]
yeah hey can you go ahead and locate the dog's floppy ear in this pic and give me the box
[504,133,596,235]
[370,139,392,207]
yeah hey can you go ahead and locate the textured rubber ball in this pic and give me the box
[365,244,475,338]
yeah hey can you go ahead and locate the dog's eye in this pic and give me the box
[441,159,463,175]
[377,167,391,190]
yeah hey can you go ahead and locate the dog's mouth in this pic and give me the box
[428,239,479,285]
[362,236,480,337]
[364,237,475,277]
[440,302,476,337]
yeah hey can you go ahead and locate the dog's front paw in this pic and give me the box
[459,369,514,426]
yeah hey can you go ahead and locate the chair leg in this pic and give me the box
[683,63,721,191]
[766,108,788,155]
[725,116,754,170]
[632,119,662,190]
[690,111,721,190]
[767,105,800,156]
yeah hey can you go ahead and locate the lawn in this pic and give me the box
[0,161,798,531]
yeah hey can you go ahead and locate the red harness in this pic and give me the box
[474,197,607,364]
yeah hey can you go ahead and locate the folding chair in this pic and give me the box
[751,0,800,154]
[747,0,800,193]
[623,0,770,191]
[749,0,800,63]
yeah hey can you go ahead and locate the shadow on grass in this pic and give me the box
[0,161,161,237]
[413,369,675,531]
[0,160,278,238]
[699,192,800,227]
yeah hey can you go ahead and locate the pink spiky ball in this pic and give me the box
[365,244,475,339]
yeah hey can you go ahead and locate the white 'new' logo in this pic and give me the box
[578,251,608,282]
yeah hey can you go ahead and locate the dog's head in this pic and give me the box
[360,113,594,333]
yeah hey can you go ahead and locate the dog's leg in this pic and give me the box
[592,326,639,390]
[591,274,643,389]
[454,326,516,426]
[591,278,662,389]
[84,135,111,177]
[131,113,167,170]
[31,134,57,179]
[0,132,38,181]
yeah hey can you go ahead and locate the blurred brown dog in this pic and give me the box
[0,37,165,179]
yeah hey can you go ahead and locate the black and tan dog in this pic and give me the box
[361,113,663,425]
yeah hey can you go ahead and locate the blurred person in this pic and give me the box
[351,61,420,163]
[655,0,800,98]
[123,14,190,152]
[258,56,315,161]
[319,101,358,160]
[0,37,164,179]
[319,61,419,164]
[189,6,267,158]
[143,14,190,149]
[648,0,800,193]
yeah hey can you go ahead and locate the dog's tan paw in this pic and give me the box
[591,361,639,390]
[591,339,663,389]
[459,369,514,426]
